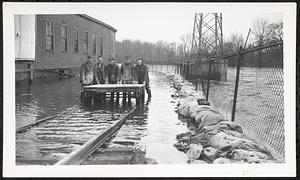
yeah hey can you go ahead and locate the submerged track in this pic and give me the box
[56,108,137,165]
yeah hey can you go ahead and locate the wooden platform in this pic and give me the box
[83,84,145,93]
[82,84,145,105]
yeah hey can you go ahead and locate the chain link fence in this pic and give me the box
[148,64,180,75]
[172,40,284,162]
[235,41,284,162]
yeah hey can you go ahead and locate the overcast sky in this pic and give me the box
[86,4,283,44]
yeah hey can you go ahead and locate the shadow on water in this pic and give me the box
[79,92,137,113]
[100,97,151,149]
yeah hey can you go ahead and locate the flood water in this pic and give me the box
[16,71,189,165]
[196,66,285,162]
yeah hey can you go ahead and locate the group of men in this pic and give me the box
[80,55,151,100]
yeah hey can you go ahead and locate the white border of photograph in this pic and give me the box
[3,2,296,177]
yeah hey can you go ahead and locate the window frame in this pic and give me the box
[73,27,79,53]
[60,24,68,52]
[83,31,89,55]
[92,34,96,55]
[99,36,103,56]
[45,19,54,51]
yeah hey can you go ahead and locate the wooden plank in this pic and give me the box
[83,84,145,89]
[83,84,145,95]
[55,108,137,165]
[85,88,144,93]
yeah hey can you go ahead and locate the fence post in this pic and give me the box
[206,58,212,101]
[188,63,191,81]
[231,47,243,122]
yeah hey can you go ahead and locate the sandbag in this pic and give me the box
[244,156,263,163]
[177,98,198,117]
[213,157,232,164]
[219,129,244,138]
[219,121,243,133]
[186,144,203,160]
[201,121,243,134]
[195,108,227,131]
[236,141,271,155]
[190,132,209,146]
[170,73,276,164]
[228,149,267,162]
[202,147,219,162]
[188,160,207,164]
[209,132,245,151]
[176,132,193,140]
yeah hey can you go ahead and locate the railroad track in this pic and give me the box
[16,107,138,165]
[55,108,137,165]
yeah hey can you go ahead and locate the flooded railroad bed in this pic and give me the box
[16,105,132,165]
[16,73,190,165]
[83,73,190,165]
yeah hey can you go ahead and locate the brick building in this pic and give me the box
[15,14,117,80]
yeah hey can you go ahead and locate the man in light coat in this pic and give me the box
[80,55,94,91]
[134,57,151,98]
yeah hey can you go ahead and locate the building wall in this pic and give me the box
[15,15,36,61]
[34,14,116,70]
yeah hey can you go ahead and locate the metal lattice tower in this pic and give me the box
[191,13,223,61]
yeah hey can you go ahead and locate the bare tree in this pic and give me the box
[179,34,192,59]
[266,21,283,41]
[230,33,244,51]
[252,18,268,45]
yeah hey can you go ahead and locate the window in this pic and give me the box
[61,25,67,52]
[99,36,103,55]
[46,20,54,50]
[74,28,79,53]
[83,31,88,54]
[92,34,96,55]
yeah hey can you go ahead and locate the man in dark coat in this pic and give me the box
[93,55,106,101]
[120,56,135,101]
[93,55,106,85]
[105,57,120,99]
[80,55,94,91]
[134,57,151,97]
[120,56,135,84]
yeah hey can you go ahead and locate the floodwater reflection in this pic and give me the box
[16,72,190,165]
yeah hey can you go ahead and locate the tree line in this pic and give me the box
[115,18,283,67]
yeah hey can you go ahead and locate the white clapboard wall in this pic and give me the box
[15,15,35,61]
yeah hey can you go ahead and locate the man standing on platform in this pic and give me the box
[94,55,106,85]
[105,57,120,100]
[120,56,134,84]
[134,57,151,98]
[120,56,135,101]
[93,55,106,101]
[80,55,94,91]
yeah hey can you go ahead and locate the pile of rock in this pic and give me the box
[166,74,278,164]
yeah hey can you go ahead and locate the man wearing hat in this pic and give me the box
[120,56,134,84]
[134,57,151,98]
[120,56,135,101]
[80,55,94,91]
[93,55,106,85]
[105,57,120,99]
[93,55,107,101]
